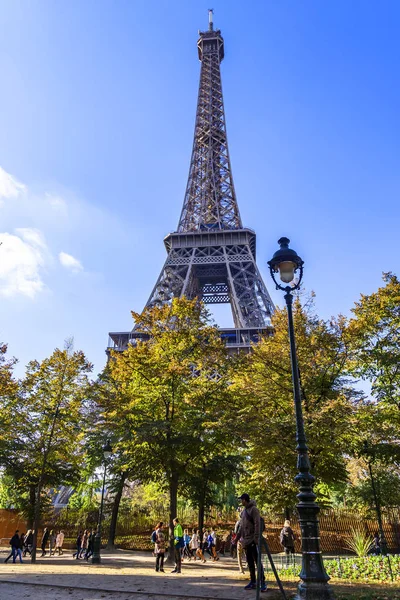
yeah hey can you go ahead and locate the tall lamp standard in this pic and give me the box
[92,439,112,564]
[268,237,334,600]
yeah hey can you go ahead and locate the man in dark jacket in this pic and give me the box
[5,530,20,563]
[41,528,49,556]
[236,493,267,592]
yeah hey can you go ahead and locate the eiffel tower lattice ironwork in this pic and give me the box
[108,11,274,353]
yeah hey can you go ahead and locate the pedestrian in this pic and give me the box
[154,521,165,572]
[171,517,184,574]
[191,529,202,561]
[183,529,192,560]
[41,528,49,557]
[79,530,88,558]
[236,493,267,592]
[202,530,208,557]
[85,530,95,560]
[230,529,237,558]
[23,530,33,557]
[279,519,296,566]
[207,529,219,561]
[55,530,65,555]
[4,530,21,563]
[219,531,231,556]
[372,532,381,555]
[48,529,56,555]
[73,531,83,559]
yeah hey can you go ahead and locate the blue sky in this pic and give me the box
[1,0,399,376]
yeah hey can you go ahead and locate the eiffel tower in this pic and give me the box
[108,11,274,353]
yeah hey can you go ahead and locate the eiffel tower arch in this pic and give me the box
[108,11,274,353]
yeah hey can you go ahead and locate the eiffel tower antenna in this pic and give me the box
[108,12,274,353]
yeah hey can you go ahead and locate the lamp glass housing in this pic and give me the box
[103,440,112,459]
[277,260,296,283]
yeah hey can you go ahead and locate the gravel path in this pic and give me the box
[0,550,296,599]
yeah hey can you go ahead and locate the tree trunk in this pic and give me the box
[106,472,126,550]
[31,483,42,563]
[27,485,36,529]
[198,501,205,543]
[167,472,178,563]
[284,507,291,521]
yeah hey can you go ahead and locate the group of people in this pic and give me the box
[4,528,65,563]
[151,494,297,592]
[39,528,65,556]
[72,529,96,560]
[151,520,221,574]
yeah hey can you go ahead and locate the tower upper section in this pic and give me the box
[177,11,242,233]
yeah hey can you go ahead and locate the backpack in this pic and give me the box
[245,508,265,533]
[280,527,294,547]
[151,530,158,544]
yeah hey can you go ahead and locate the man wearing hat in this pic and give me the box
[237,493,267,592]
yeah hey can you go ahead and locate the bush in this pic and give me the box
[278,555,400,582]
[345,527,374,557]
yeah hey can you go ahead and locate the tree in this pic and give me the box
[0,343,18,462]
[181,454,241,540]
[99,298,235,559]
[348,272,400,408]
[0,341,93,561]
[233,295,359,512]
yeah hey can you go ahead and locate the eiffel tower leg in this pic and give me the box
[225,249,274,328]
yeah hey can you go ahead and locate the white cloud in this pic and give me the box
[0,228,48,298]
[59,251,83,273]
[0,166,26,204]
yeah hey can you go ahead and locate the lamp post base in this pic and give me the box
[295,581,335,600]
[91,532,101,564]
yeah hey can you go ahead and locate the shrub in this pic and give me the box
[345,527,374,557]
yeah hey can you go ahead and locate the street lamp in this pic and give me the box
[92,439,112,564]
[268,237,334,600]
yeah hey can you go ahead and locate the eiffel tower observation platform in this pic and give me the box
[107,11,273,354]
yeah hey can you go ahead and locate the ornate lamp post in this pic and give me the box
[268,237,334,600]
[92,439,112,564]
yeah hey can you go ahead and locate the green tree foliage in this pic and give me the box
[98,298,236,555]
[0,341,93,559]
[233,296,359,512]
[348,272,400,408]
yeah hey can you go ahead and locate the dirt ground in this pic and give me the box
[0,549,398,600]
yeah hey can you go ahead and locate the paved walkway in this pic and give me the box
[0,550,297,599]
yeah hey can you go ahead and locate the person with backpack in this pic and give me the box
[279,519,296,566]
[236,493,267,592]
[153,522,165,572]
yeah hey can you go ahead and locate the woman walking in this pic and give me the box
[279,519,296,566]
[23,530,33,557]
[48,530,56,555]
[183,529,192,560]
[55,530,65,555]
[154,522,165,572]
[192,529,206,562]
[79,530,88,558]
[41,528,49,557]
